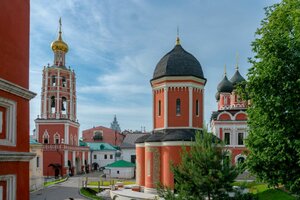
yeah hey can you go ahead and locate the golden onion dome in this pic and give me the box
[51,18,68,53]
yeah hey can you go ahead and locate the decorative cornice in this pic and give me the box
[0,78,36,100]
[0,151,36,161]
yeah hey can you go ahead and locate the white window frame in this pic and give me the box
[0,97,17,146]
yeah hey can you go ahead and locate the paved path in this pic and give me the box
[30,176,88,200]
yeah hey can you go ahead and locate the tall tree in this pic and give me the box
[244,0,300,194]
[159,131,239,200]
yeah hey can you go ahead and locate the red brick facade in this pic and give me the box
[0,1,36,199]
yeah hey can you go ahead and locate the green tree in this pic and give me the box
[243,0,300,194]
[159,131,239,200]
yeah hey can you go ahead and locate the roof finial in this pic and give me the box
[224,64,227,77]
[235,52,239,70]
[176,26,180,45]
[58,17,62,40]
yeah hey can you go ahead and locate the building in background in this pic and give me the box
[35,19,89,177]
[0,1,36,199]
[110,115,121,132]
[136,37,206,193]
[82,126,125,146]
[210,65,248,164]
[120,133,149,164]
[86,142,118,170]
[29,137,44,191]
[105,160,136,179]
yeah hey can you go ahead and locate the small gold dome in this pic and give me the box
[51,18,68,53]
[51,37,68,53]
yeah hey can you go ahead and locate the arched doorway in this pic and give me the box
[92,162,99,171]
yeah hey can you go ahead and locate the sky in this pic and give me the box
[29,0,280,135]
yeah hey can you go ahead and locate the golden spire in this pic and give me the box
[235,52,239,70]
[224,64,227,77]
[51,17,68,53]
[58,17,62,40]
[176,26,180,45]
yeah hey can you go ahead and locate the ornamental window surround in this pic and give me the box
[43,131,49,144]
[54,133,60,144]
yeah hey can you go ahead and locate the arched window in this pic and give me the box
[195,99,199,116]
[61,97,67,115]
[54,133,60,144]
[51,96,55,113]
[237,157,245,164]
[62,76,66,87]
[158,100,161,116]
[238,133,244,145]
[176,98,181,115]
[224,96,227,104]
[51,75,56,86]
[43,131,49,144]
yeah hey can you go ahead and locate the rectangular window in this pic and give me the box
[158,100,161,116]
[117,170,120,174]
[36,156,40,168]
[195,99,199,116]
[110,155,113,159]
[224,132,230,145]
[93,155,97,159]
[131,155,136,164]
[104,154,107,159]
[176,98,181,116]
[238,133,244,145]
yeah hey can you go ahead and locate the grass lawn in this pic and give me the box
[233,182,296,200]
[80,188,103,200]
[88,180,135,186]
[44,177,67,187]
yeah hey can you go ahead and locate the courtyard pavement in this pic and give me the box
[30,172,104,200]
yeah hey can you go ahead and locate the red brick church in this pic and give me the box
[34,19,90,177]
[210,65,248,164]
[136,37,206,193]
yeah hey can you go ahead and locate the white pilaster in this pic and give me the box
[88,151,91,165]
[82,153,85,165]
[64,124,69,144]
[64,150,68,167]
[189,86,193,127]
[69,71,73,120]
[72,151,76,166]
[164,87,168,128]
[56,69,60,119]
[152,90,155,129]
[43,69,48,118]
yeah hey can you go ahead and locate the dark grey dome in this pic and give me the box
[230,70,245,86]
[152,44,205,80]
[217,75,234,93]
[215,92,220,101]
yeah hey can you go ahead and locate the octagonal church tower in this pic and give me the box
[136,37,206,193]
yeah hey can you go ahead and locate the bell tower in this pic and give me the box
[35,19,89,178]
[40,18,77,121]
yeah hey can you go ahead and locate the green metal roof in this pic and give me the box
[86,142,117,151]
[30,137,41,145]
[105,160,136,168]
[79,140,88,147]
